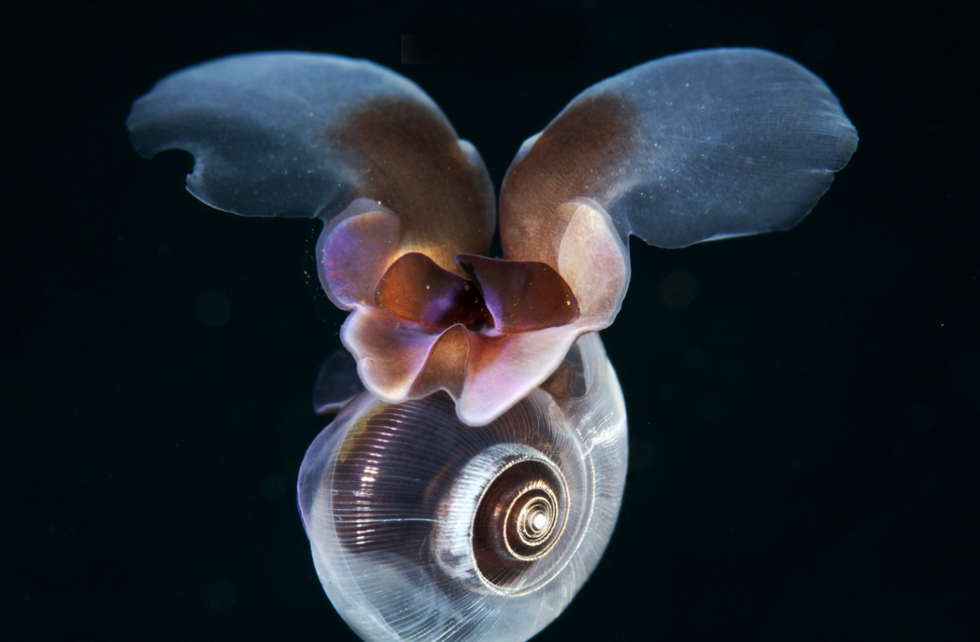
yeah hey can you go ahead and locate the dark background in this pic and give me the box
[8,1,977,640]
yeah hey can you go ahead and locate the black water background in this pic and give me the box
[7,1,977,640]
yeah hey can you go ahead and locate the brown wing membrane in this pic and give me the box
[499,95,633,264]
[331,97,496,273]
[127,52,495,284]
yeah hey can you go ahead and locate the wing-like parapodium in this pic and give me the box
[128,52,495,265]
[499,48,858,256]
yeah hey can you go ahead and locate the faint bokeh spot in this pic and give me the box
[684,346,706,369]
[740,18,775,46]
[964,377,980,407]
[892,436,910,463]
[905,403,935,433]
[261,475,286,501]
[45,291,105,347]
[16,599,59,641]
[949,529,977,560]
[205,580,237,612]
[628,439,654,473]
[0,386,30,427]
[196,291,231,327]
[40,518,79,583]
[659,270,697,308]
[804,29,835,61]
[697,394,725,421]
[114,348,185,416]
[221,391,260,429]
[71,448,106,483]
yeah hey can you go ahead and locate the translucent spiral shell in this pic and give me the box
[297,333,628,642]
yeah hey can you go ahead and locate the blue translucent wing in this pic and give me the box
[127,52,494,257]
[499,48,858,253]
